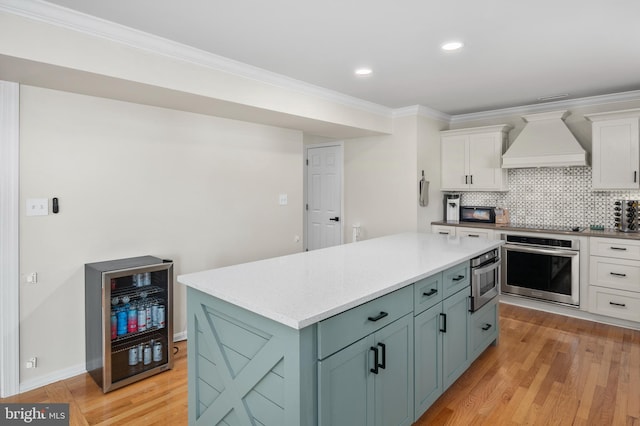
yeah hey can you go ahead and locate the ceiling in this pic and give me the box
[22,1,640,115]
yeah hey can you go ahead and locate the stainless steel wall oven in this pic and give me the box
[501,233,580,306]
[469,248,500,312]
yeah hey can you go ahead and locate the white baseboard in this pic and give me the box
[173,330,187,342]
[18,331,188,394]
[19,363,86,394]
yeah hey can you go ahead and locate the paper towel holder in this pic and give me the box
[419,170,429,207]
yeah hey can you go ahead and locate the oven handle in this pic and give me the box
[473,259,501,276]
[502,244,579,257]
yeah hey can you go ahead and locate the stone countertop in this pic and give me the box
[178,232,503,330]
[431,221,640,240]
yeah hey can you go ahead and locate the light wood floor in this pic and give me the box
[3,303,639,425]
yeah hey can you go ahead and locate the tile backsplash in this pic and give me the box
[460,167,640,229]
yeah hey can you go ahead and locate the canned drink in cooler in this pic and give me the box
[127,304,138,333]
[138,343,144,363]
[151,303,159,327]
[157,305,165,329]
[111,311,117,340]
[117,308,127,336]
[128,347,138,366]
[144,272,151,286]
[143,344,152,365]
[146,304,152,327]
[153,341,163,362]
[137,308,147,332]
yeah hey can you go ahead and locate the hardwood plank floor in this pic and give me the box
[2,303,639,425]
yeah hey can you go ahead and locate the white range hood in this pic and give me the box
[502,110,588,168]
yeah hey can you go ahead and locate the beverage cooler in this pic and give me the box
[85,256,173,392]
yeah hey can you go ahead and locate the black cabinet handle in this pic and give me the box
[329,217,340,222]
[452,275,465,281]
[610,272,627,277]
[467,234,480,238]
[610,247,627,251]
[377,343,386,370]
[440,313,447,333]
[470,175,473,185]
[465,175,469,184]
[482,324,492,331]
[609,301,627,308]
[635,171,638,183]
[367,311,388,322]
[423,288,438,297]
[370,346,379,374]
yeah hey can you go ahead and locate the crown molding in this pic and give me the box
[0,0,392,118]
[393,105,451,122]
[450,90,640,124]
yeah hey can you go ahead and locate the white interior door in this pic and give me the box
[306,144,343,251]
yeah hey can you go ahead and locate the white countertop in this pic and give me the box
[178,232,503,329]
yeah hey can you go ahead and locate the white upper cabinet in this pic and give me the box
[586,109,640,190]
[440,125,512,191]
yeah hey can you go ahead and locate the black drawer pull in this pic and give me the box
[367,311,388,322]
[423,288,438,297]
[610,272,627,277]
[467,234,480,238]
[439,232,449,235]
[377,343,386,370]
[452,275,465,281]
[440,313,447,333]
[609,301,627,308]
[481,324,492,331]
[370,346,379,374]
[610,247,627,251]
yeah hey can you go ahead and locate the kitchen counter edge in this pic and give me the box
[431,221,640,240]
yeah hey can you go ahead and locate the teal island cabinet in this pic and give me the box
[179,232,503,426]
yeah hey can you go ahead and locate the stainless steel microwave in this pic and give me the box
[460,206,495,223]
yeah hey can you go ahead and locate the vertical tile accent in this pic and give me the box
[460,167,640,229]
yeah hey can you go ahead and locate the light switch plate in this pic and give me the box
[279,194,288,205]
[26,198,48,216]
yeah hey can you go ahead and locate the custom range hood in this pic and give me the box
[502,110,588,168]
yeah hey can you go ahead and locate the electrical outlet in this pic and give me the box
[26,357,37,368]
[25,272,38,284]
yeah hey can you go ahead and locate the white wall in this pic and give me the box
[417,114,450,230]
[343,115,418,240]
[19,86,303,386]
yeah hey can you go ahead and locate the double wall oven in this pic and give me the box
[500,232,580,306]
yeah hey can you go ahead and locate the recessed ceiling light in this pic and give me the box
[355,68,373,76]
[441,41,464,51]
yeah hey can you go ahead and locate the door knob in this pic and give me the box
[329,217,340,222]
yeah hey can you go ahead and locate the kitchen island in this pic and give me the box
[178,232,503,426]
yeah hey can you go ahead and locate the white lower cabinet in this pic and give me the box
[588,237,640,321]
[457,227,495,240]
[432,225,456,236]
[431,225,495,240]
[588,286,640,322]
